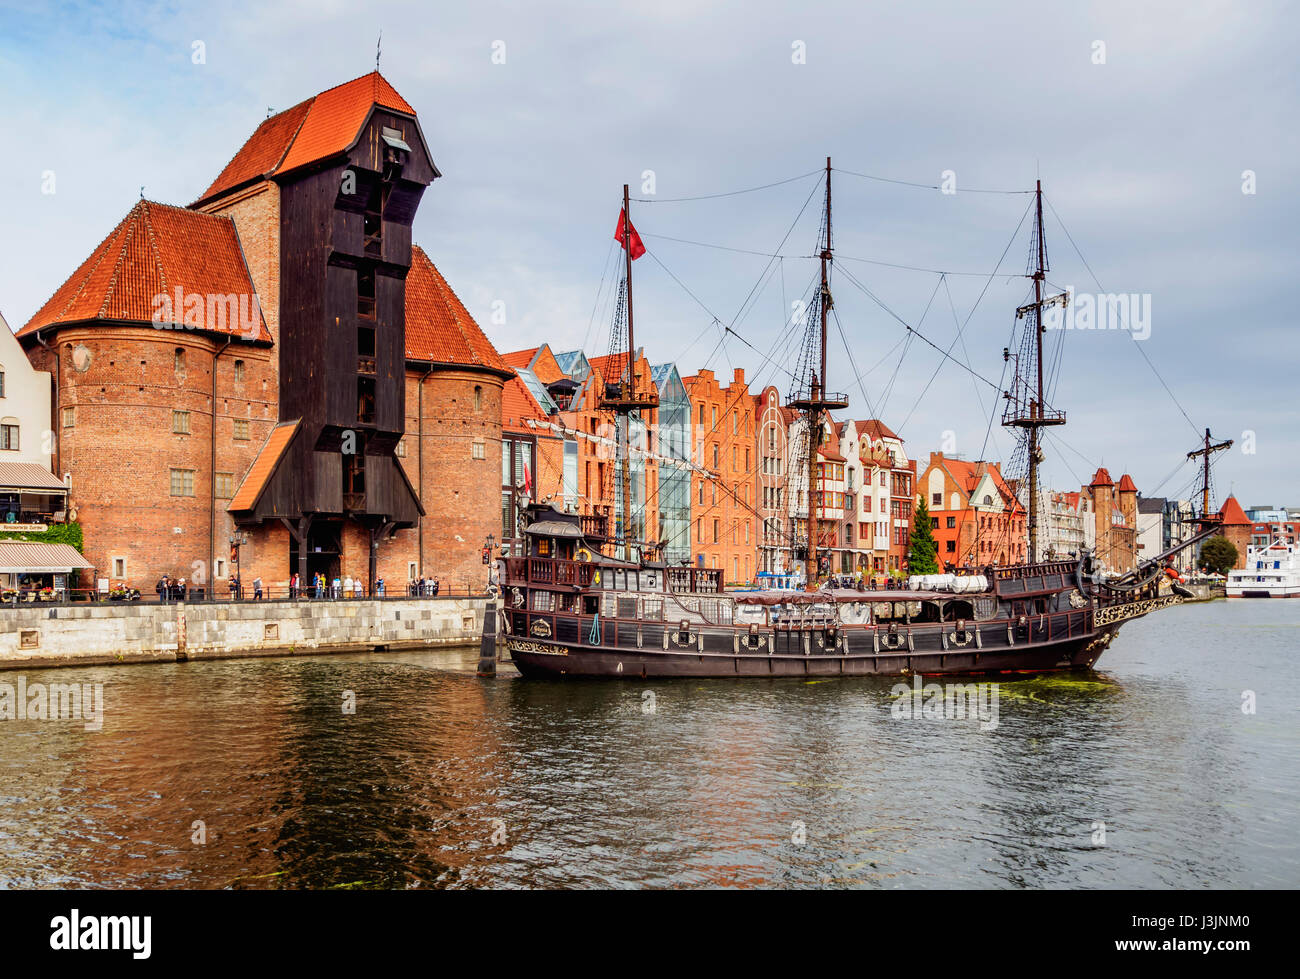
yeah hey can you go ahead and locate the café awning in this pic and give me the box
[0,462,67,493]
[0,541,93,574]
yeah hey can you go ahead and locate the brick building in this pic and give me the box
[18,72,510,595]
[683,367,755,582]
[1215,495,1253,570]
[917,452,1027,568]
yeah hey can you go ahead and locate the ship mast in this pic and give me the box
[1187,427,1233,518]
[1003,180,1067,563]
[601,184,658,560]
[788,158,848,590]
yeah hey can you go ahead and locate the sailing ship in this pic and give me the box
[495,163,1221,679]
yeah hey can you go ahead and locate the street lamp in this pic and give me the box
[228,531,248,599]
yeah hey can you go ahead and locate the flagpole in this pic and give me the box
[621,184,634,558]
[622,184,635,378]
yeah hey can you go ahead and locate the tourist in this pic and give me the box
[253,576,263,601]
[156,576,169,603]
[290,572,299,599]
[431,578,440,596]
[376,576,385,597]
[331,575,341,599]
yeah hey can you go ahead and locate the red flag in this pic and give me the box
[523,462,533,497]
[615,208,646,260]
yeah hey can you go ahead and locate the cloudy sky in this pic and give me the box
[1,0,1294,505]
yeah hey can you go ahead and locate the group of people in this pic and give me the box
[155,575,187,602]
[226,575,264,600]
[409,576,440,596]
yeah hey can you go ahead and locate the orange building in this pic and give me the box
[917,452,1026,568]
[683,367,755,583]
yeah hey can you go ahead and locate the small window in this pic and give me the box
[215,472,234,498]
[169,468,195,497]
[0,424,17,451]
[932,492,942,507]
[112,557,126,578]
[233,359,245,382]
[214,558,227,579]
[474,385,483,411]
[471,440,485,460]
[945,540,956,553]
[233,419,250,441]
[395,438,407,457]
[63,406,76,428]
[0,370,5,398]
[172,410,190,434]
[174,348,185,372]
[408,562,418,581]
[946,516,956,529]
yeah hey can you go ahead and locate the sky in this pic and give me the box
[1,0,1295,506]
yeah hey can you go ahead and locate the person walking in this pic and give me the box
[253,576,263,601]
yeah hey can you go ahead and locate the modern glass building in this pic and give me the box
[651,363,692,565]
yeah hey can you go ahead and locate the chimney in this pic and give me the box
[733,367,745,386]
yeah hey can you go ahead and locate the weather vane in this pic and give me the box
[376,29,382,70]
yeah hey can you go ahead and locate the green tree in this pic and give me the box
[1200,535,1238,576]
[908,497,939,574]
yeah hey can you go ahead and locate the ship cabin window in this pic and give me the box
[535,537,550,557]
[583,595,600,614]
[530,590,555,612]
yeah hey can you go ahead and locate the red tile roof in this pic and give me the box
[1090,467,1114,487]
[19,200,271,342]
[938,457,1023,513]
[1116,473,1138,492]
[197,72,416,204]
[1218,495,1252,526]
[404,245,510,373]
[502,348,539,370]
[855,419,900,441]
[502,373,548,434]
[229,420,299,512]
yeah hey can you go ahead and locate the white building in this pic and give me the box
[1,309,67,525]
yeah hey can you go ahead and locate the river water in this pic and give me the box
[1,599,1296,889]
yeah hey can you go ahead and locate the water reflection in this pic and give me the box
[0,600,1296,888]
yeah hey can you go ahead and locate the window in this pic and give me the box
[711,406,717,428]
[408,562,418,581]
[112,557,126,579]
[699,483,705,505]
[712,444,719,469]
[172,410,190,434]
[233,359,245,382]
[946,516,956,529]
[698,403,705,425]
[945,540,956,553]
[0,369,4,397]
[474,385,483,411]
[395,438,407,457]
[932,492,942,507]
[233,419,249,441]
[169,468,195,497]
[174,347,185,372]
[732,413,737,435]
[931,517,939,529]
[63,406,75,428]
[0,424,17,451]
[471,440,485,460]
[713,518,719,543]
[215,559,227,579]
[215,472,234,498]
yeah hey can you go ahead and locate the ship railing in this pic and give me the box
[517,557,596,588]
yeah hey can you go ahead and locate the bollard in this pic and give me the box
[477,599,497,676]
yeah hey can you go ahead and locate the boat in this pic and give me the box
[1227,538,1300,597]
[495,163,1220,679]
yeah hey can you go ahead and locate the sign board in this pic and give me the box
[98,578,109,594]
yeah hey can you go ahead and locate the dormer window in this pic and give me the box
[381,127,410,169]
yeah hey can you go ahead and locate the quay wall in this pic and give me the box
[0,598,488,671]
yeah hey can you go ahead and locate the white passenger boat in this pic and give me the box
[1227,538,1300,598]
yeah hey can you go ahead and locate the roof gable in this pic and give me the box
[404,245,509,373]
[19,200,271,342]
[197,72,418,205]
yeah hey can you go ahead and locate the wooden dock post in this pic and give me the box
[477,600,497,676]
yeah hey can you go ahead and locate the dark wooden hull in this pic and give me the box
[507,624,1121,679]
